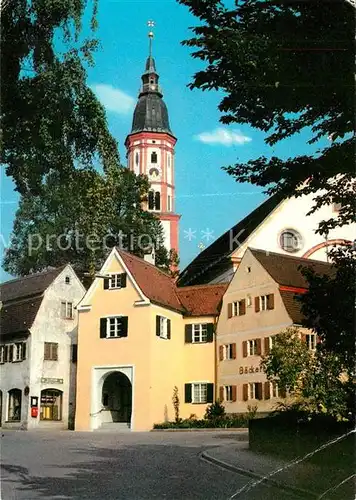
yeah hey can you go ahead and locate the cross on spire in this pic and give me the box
[147,20,155,56]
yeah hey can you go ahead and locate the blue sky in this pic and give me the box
[0,0,318,281]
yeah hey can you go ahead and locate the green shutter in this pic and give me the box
[103,278,110,290]
[121,317,128,337]
[22,342,27,360]
[184,384,192,403]
[185,325,192,343]
[121,273,127,288]
[206,324,214,343]
[156,316,161,336]
[100,318,107,338]
[167,319,171,339]
[207,383,214,403]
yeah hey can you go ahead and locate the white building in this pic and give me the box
[0,265,85,430]
[177,194,355,286]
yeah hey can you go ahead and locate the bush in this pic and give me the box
[153,412,249,429]
[204,401,226,420]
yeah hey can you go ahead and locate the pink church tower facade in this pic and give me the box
[125,40,180,256]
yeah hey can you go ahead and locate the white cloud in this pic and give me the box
[195,127,252,146]
[91,84,135,114]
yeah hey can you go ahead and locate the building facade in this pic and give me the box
[125,53,180,254]
[0,266,85,429]
[75,248,226,431]
[178,194,355,286]
[216,248,330,414]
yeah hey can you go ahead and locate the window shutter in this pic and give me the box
[53,343,58,361]
[167,319,171,339]
[207,383,214,403]
[121,273,127,288]
[256,382,263,400]
[267,294,275,310]
[240,299,246,315]
[232,343,237,359]
[264,382,270,399]
[243,384,248,401]
[103,278,110,290]
[219,386,224,402]
[264,337,270,355]
[100,318,107,338]
[255,296,260,312]
[232,385,237,402]
[22,342,27,360]
[242,341,248,358]
[156,316,161,337]
[154,191,161,210]
[219,345,224,361]
[185,324,192,343]
[227,303,233,318]
[121,317,128,337]
[4,345,9,362]
[72,345,78,363]
[256,338,262,356]
[184,384,192,403]
[9,344,14,362]
[206,323,214,343]
[44,343,50,360]
[61,301,66,318]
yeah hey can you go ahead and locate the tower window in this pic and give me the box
[168,195,172,212]
[148,191,160,211]
[135,152,139,166]
[151,152,157,163]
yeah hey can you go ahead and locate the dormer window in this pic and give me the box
[104,273,127,290]
[151,151,157,163]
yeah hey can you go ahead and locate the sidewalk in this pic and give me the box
[202,442,318,498]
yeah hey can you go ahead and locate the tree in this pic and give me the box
[3,166,169,280]
[1,0,118,193]
[261,327,351,420]
[179,0,355,235]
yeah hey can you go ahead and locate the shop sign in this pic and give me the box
[41,378,63,384]
[239,366,265,375]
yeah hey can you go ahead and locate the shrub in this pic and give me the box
[204,401,226,420]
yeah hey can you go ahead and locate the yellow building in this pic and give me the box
[75,248,226,431]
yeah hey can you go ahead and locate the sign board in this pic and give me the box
[40,378,63,384]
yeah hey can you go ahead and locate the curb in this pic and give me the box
[200,450,317,499]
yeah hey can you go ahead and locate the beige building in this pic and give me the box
[216,248,330,414]
[75,248,226,431]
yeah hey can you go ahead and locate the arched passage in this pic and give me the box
[101,372,132,424]
[40,389,63,421]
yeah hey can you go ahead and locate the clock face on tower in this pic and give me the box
[148,166,162,180]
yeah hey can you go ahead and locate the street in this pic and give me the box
[0,431,302,500]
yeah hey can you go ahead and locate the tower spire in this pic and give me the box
[147,20,155,57]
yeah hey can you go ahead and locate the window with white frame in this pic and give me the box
[13,343,23,362]
[61,301,73,319]
[224,385,233,402]
[248,339,258,356]
[159,316,169,339]
[107,317,126,338]
[0,345,5,363]
[306,334,316,351]
[271,382,279,398]
[109,273,124,289]
[248,383,257,400]
[232,300,245,316]
[259,295,268,311]
[192,383,207,404]
[65,275,71,285]
[193,324,207,343]
[224,344,234,360]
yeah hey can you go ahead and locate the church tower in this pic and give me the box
[125,24,180,256]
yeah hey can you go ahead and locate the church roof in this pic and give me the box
[177,194,283,286]
[130,56,174,136]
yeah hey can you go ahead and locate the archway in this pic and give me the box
[101,372,132,424]
[40,389,63,421]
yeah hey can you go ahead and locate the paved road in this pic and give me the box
[1,431,302,499]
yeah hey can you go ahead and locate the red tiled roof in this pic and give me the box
[118,250,184,312]
[177,283,228,317]
[117,249,227,316]
[279,290,304,325]
[250,248,333,288]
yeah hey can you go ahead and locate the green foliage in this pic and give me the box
[204,401,226,420]
[179,0,355,235]
[153,413,249,429]
[261,327,312,394]
[3,166,169,280]
[1,0,118,193]
[172,386,180,423]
